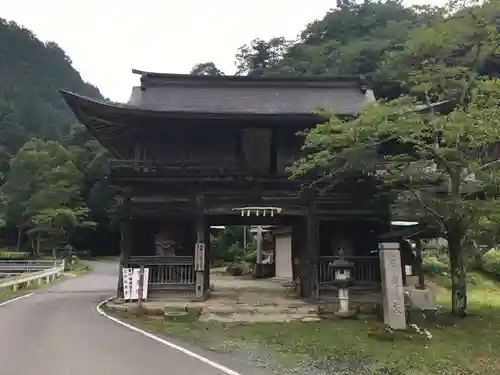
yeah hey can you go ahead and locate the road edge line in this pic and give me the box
[96,296,242,375]
[0,292,35,307]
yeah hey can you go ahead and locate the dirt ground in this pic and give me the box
[109,271,320,322]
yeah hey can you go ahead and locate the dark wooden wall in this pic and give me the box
[276,127,303,174]
[131,125,305,175]
[318,220,381,257]
[134,127,239,169]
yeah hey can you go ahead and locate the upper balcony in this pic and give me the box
[108,159,295,183]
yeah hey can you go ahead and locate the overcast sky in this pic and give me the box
[3,0,445,102]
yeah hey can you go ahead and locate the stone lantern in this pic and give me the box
[329,251,356,318]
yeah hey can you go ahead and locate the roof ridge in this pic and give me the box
[132,68,366,90]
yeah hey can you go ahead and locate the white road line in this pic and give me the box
[96,297,242,375]
[0,292,35,307]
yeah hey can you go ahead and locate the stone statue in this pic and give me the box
[154,231,178,256]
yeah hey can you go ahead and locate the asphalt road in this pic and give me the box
[0,261,273,375]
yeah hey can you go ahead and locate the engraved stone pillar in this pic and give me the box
[379,242,406,329]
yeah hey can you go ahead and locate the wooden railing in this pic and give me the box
[125,256,195,291]
[109,159,290,178]
[318,256,381,287]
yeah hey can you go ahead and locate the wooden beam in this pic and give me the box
[194,195,209,299]
[117,193,132,298]
[209,215,296,226]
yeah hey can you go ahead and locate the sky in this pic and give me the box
[3,0,445,102]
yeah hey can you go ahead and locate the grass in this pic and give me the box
[0,273,57,303]
[92,255,120,262]
[111,271,500,375]
[0,250,30,259]
[66,260,90,275]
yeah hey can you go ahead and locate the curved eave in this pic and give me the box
[60,89,336,120]
[59,90,358,158]
[60,90,136,158]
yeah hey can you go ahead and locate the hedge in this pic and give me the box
[422,256,448,275]
[482,249,500,279]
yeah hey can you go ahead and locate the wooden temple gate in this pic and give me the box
[61,69,387,300]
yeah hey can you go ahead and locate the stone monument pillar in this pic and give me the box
[379,242,406,329]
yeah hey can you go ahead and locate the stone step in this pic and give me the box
[202,305,318,315]
[199,313,321,323]
[319,301,380,315]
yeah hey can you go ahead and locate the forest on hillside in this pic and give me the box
[193,0,499,101]
[0,18,118,257]
[1,0,499,267]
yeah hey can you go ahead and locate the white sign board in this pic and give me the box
[122,268,149,301]
[195,242,205,271]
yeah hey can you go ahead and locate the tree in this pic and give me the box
[28,207,94,258]
[235,37,291,76]
[290,77,500,317]
[378,0,500,102]
[0,194,5,230]
[0,19,103,182]
[190,62,224,76]
[235,1,443,98]
[290,0,500,318]
[0,139,86,253]
[211,226,254,262]
[64,124,120,255]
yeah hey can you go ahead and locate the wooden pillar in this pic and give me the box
[256,226,264,264]
[306,197,319,300]
[291,220,299,282]
[203,222,211,293]
[117,193,132,298]
[194,195,208,299]
[293,218,308,297]
[415,237,425,290]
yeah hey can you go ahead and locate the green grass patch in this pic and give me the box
[111,272,500,375]
[0,250,30,259]
[92,255,120,262]
[0,275,55,302]
[0,260,90,302]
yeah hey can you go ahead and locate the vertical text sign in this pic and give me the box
[379,245,407,329]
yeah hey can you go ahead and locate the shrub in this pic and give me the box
[226,263,243,276]
[243,249,257,264]
[482,249,500,279]
[422,256,448,276]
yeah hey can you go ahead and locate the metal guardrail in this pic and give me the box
[0,260,65,290]
[0,260,60,273]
